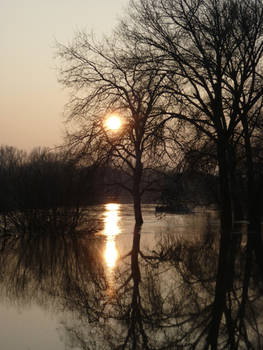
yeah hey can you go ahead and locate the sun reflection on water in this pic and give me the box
[103,203,120,269]
[105,240,118,268]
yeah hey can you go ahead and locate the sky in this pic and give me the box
[1,0,128,151]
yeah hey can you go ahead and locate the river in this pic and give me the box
[1,203,257,350]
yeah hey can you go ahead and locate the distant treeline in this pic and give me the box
[159,171,219,211]
[0,146,100,212]
[0,145,221,212]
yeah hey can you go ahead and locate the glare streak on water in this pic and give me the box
[103,203,120,269]
[105,239,118,268]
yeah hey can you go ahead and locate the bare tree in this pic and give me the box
[119,0,263,233]
[117,1,263,347]
[57,33,177,225]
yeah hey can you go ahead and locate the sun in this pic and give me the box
[105,115,122,131]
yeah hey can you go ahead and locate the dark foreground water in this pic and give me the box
[0,204,262,349]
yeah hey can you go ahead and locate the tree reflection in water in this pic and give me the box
[0,215,263,349]
[0,231,107,323]
[62,222,263,349]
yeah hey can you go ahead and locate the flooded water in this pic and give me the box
[0,203,261,349]
[95,203,219,268]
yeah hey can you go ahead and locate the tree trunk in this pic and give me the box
[205,141,235,348]
[217,141,233,235]
[133,160,143,226]
[133,193,143,226]
[242,117,263,275]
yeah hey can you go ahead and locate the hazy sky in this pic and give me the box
[1,0,128,151]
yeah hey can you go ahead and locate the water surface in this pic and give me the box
[2,203,259,349]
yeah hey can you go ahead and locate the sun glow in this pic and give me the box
[105,115,122,131]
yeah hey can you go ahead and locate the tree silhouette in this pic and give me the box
[57,34,179,225]
[119,0,263,236]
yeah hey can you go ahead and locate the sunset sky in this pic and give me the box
[1,0,128,151]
